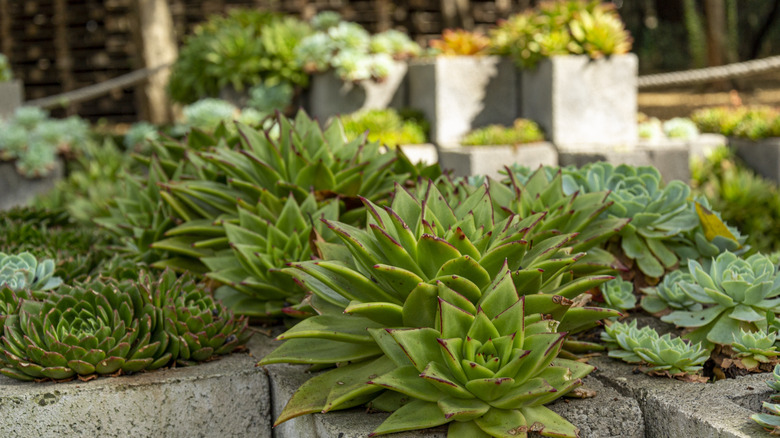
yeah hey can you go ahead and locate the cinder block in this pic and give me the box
[0,159,64,211]
[0,80,23,120]
[558,141,690,183]
[305,61,408,123]
[731,137,780,183]
[438,142,558,180]
[592,355,770,438]
[408,56,518,147]
[0,334,271,437]
[520,55,638,151]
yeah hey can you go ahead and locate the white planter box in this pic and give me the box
[306,61,408,122]
[0,159,64,211]
[438,142,558,180]
[408,56,518,147]
[396,143,438,166]
[520,55,638,151]
[731,137,780,183]
[0,79,23,120]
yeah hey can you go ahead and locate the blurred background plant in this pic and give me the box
[460,118,545,145]
[0,53,12,82]
[340,108,427,147]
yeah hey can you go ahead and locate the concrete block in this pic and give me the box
[408,56,518,146]
[558,141,690,183]
[439,142,558,180]
[396,143,438,166]
[521,55,637,151]
[689,133,727,160]
[306,61,408,123]
[731,137,780,183]
[0,159,64,211]
[592,356,770,438]
[0,80,23,120]
[0,334,271,438]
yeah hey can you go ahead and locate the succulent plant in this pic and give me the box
[0,287,22,328]
[138,270,250,366]
[341,109,428,148]
[0,252,62,293]
[568,2,632,59]
[460,118,545,146]
[562,163,699,278]
[670,197,748,263]
[369,30,421,59]
[638,116,664,141]
[259,181,618,420]
[641,270,702,315]
[310,10,342,31]
[246,81,294,114]
[662,117,699,140]
[429,29,491,56]
[752,401,780,435]
[729,329,780,370]
[599,277,636,312]
[168,10,311,104]
[124,122,160,151]
[662,252,780,346]
[602,320,709,379]
[0,278,161,380]
[366,279,593,437]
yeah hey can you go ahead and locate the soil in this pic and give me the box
[638,71,780,120]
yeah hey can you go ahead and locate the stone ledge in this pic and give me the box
[0,334,271,438]
[438,142,558,180]
[592,356,770,438]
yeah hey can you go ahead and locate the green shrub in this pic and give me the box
[460,118,544,145]
[168,10,311,104]
[340,109,427,147]
[691,146,780,253]
[691,106,780,139]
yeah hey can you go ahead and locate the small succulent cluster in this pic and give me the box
[460,118,545,146]
[0,270,250,381]
[168,9,311,104]
[638,115,699,141]
[123,122,161,152]
[640,270,701,315]
[340,109,428,148]
[429,29,491,56]
[691,105,780,140]
[601,320,709,380]
[180,98,265,133]
[727,329,780,371]
[296,12,420,82]
[491,0,632,69]
[599,277,636,313]
[0,107,89,177]
[0,252,62,294]
[752,364,780,434]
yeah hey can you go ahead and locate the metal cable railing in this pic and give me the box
[637,55,780,89]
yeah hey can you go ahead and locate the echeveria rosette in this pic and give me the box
[0,251,62,294]
[562,163,699,278]
[669,196,749,263]
[367,294,592,437]
[602,320,709,380]
[662,252,780,346]
[599,277,636,313]
[752,402,780,435]
[0,287,22,329]
[0,279,162,381]
[640,270,702,315]
[728,329,780,371]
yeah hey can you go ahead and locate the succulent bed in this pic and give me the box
[4,106,780,436]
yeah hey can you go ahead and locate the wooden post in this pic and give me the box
[131,0,178,124]
[53,0,77,115]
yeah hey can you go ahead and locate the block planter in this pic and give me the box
[558,140,690,183]
[0,79,24,119]
[408,56,518,147]
[305,61,408,122]
[438,142,558,180]
[0,334,272,437]
[0,159,64,211]
[520,54,638,151]
[731,137,780,183]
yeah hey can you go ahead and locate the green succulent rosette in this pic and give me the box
[599,277,636,312]
[367,292,592,437]
[640,270,702,315]
[729,329,780,371]
[0,251,62,293]
[661,252,780,346]
[0,279,161,381]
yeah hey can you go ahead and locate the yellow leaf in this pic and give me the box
[695,202,739,245]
